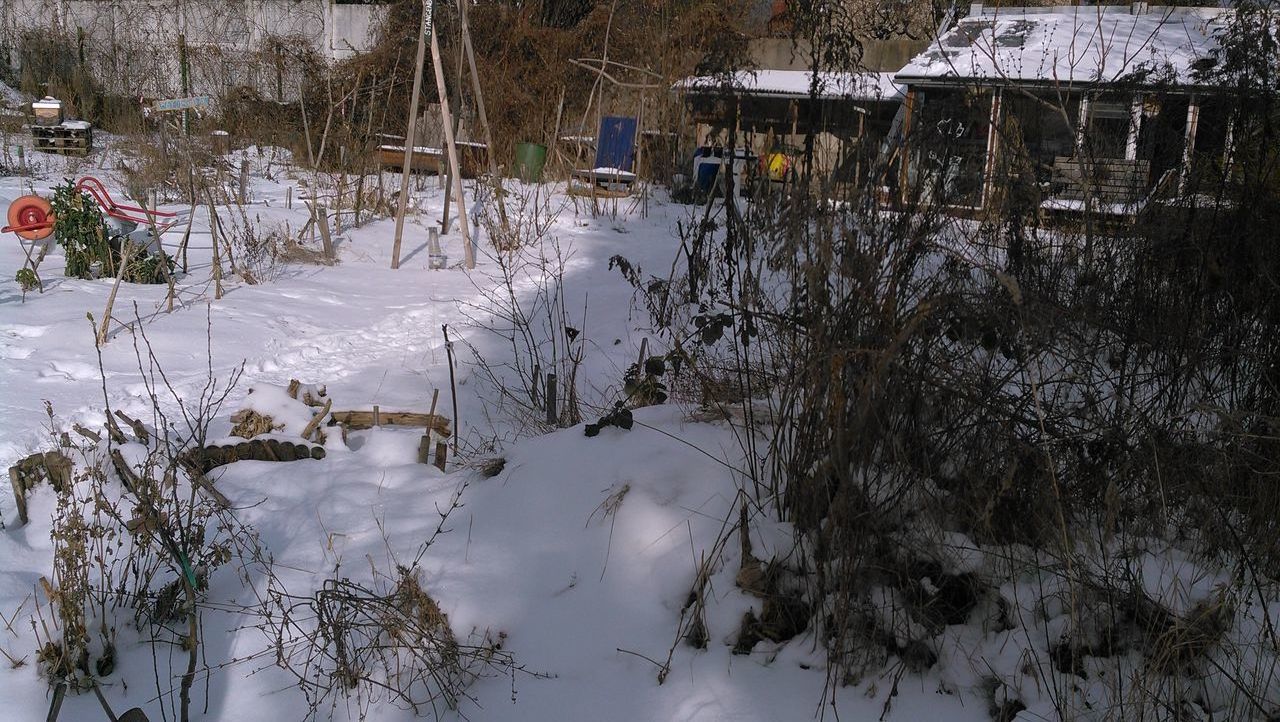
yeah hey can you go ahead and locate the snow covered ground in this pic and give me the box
[0,92,1276,720]
[0,129,993,721]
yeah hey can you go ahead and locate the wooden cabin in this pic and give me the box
[893,4,1235,217]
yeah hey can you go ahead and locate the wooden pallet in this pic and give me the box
[567,183,634,199]
[31,124,92,156]
[376,143,487,178]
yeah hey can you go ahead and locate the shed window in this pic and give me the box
[1084,99,1133,160]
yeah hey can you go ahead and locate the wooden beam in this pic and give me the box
[898,87,916,206]
[1076,93,1091,152]
[1222,114,1236,176]
[1180,96,1201,193]
[981,88,1002,211]
[329,410,452,436]
[1125,95,1143,161]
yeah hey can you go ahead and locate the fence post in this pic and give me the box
[531,363,541,408]
[545,373,558,426]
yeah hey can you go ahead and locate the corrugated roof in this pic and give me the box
[676,70,904,102]
[895,6,1230,86]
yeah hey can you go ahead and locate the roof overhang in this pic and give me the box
[675,70,905,104]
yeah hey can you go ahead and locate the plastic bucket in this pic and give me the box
[514,142,548,182]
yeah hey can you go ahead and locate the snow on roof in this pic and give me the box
[896,5,1230,87]
[677,70,904,102]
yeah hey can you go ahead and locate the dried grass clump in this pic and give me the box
[267,566,525,717]
[275,237,332,266]
[229,409,281,439]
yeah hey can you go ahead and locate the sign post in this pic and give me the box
[151,96,212,113]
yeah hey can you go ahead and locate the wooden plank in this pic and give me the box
[378,145,440,173]
[1180,98,1200,193]
[9,465,26,526]
[329,410,451,436]
[428,9,473,268]
[981,89,1002,210]
[457,0,508,231]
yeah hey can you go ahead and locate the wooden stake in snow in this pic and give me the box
[434,440,448,471]
[97,241,134,345]
[313,202,336,261]
[205,191,224,299]
[440,109,460,235]
[9,465,26,526]
[390,0,432,270]
[443,324,461,458]
[418,388,441,465]
[546,373,558,427]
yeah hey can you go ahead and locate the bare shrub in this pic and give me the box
[464,188,593,436]
[266,570,517,718]
[29,313,260,721]
[626,3,1280,719]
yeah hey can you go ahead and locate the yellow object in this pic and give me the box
[763,152,792,182]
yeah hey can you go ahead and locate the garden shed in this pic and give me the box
[676,69,904,188]
[893,3,1235,215]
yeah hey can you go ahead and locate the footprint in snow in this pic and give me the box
[37,361,104,382]
[1,324,50,339]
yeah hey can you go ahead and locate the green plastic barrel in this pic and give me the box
[514,142,548,182]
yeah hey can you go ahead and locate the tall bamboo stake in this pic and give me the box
[430,13,473,268]
[391,0,433,269]
[96,242,133,345]
[457,0,508,231]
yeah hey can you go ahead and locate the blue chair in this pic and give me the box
[572,116,638,190]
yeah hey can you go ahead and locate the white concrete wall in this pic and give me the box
[0,0,384,100]
[329,3,378,60]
